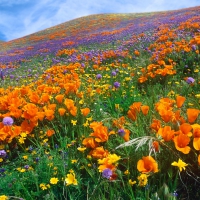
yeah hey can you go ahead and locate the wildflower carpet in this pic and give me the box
[0,5,200,200]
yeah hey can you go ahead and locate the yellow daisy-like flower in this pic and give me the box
[171,159,188,172]
[0,195,8,200]
[124,170,130,175]
[50,177,59,184]
[129,179,136,186]
[65,173,78,186]
[22,155,28,160]
[107,154,121,164]
[195,94,200,98]
[0,158,3,162]
[71,120,77,126]
[77,147,86,152]
[137,174,149,187]
[40,183,48,190]
[71,159,78,164]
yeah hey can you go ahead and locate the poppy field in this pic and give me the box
[0,6,200,200]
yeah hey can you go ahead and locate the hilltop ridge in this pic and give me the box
[0,6,199,51]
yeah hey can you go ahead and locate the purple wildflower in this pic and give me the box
[113,82,120,88]
[0,70,4,80]
[10,74,14,79]
[0,150,6,158]
[186,77,195,84]
[118,129,125,137]
[102,168,113,179]
[2,117,14,126]
[24,165,29,170]
[191,45,196,51]
[96,74,102,79]
[111,71,117,76]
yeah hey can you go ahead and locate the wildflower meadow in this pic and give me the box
[0,5,200,200]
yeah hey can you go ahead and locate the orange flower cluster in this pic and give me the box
[127,102,149,121]
[152,96,200,156]
[82,122,109,149]
[0,64,82,143]
[56,49,77,57]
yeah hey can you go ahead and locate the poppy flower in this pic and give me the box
[173,133,190,154]
[89,146,109,159]
[46,129,55,137]
[81,108,90,116]
[152,141,159,152]
[141,105,149,115]
[176,96,186,108]
[158,126,175,142]
[82,138,98,149]
[192,124,200,150]
[150,119,161,132]
[187,109,199,123]
[198,155,200,166]
[58,108,66,116]
[137,156,158,173]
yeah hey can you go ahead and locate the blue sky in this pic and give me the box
[0,0,199,41]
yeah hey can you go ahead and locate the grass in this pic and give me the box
[0,6,200,200]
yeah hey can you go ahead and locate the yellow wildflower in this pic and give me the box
[171,159,188,172]
[77,147,86,152]
[71,120,77,126]
[65,173,78,186]
[129,179,136,186]
[0,195,8,200]
[137,174,149,187]
[50,177,59,184]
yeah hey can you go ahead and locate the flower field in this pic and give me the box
[0,5,200,200]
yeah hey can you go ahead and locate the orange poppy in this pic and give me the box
[123,129,131,142]
[179,123,192,136]
[81,108,90,116]
[89,146,109,159]
[192,124,200,150]
[82,137,98,149]
[158,126,175,142]
[137,156,158,173]
[141,105,149,115]
[176,96,186,108]
[46,129,55,137]
[150,119,161,132]
[90,124,109,143]
[58,108,66,116]
[187,109,199,123]
[127,110,137,121]
[159,109,174,123]
[152,141,159,152]
[173,133,190,154]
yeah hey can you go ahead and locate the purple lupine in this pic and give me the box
[0,70,4,80]
[111,71,117,76]
[0,150,6,158]
[96,74,102,79]
[186,77,195,84]
[113,82,120,88]
[118,129,125,137]
[24,165,29,170]
[2,117,14,126]
[102,168,113,179]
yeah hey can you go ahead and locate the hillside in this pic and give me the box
[0,6,199,64]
